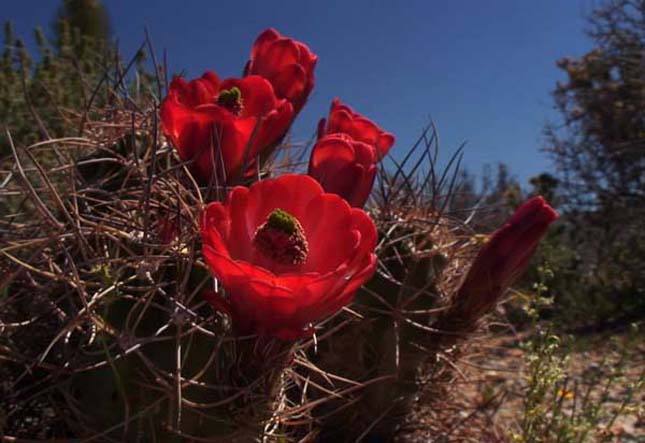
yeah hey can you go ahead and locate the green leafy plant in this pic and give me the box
[513,266,644,443]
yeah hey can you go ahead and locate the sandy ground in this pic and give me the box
[396,329,644,443]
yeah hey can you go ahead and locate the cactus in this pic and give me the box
[0,90,295,441]
[0,24,561,442]
[293,131,474,441]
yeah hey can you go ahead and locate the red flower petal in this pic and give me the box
[308,134,378,207]
[254,38,301,77]
[221,76,277,117]
[300,193,359,273]
[201,174,377,339]
[246,28,317,114]
[250,28,281,61]
[169,71,221,108]
[268,64,307,105]
[321,99,396,159]
[161,71,294,184]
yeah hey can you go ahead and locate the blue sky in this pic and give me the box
[5,0,595,186]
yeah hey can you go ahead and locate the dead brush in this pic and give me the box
[0,75,308,440]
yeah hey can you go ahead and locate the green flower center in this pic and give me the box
[217,86,243,115]
[253,209,308,265]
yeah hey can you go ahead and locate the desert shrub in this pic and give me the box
[512,268,644,443]
[539,0,645,325]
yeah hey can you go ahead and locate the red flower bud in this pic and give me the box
[201,174,377,340]
[319,99,395,159]
[454,196,558,322]
[308,134,378,208]
[161,71,294,184]
[246,28,318,115]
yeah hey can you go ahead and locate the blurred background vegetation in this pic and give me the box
[1,0,153,158]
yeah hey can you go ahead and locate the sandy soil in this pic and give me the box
[396,330,644,443]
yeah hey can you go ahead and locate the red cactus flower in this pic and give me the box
[245,28,317,114]
[308,134,378,208]
[453,196,558,322]
[201,174,377,340]
[161,71,293,184]
[318,99,395,159]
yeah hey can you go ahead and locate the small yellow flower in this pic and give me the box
[556,388,575,400]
